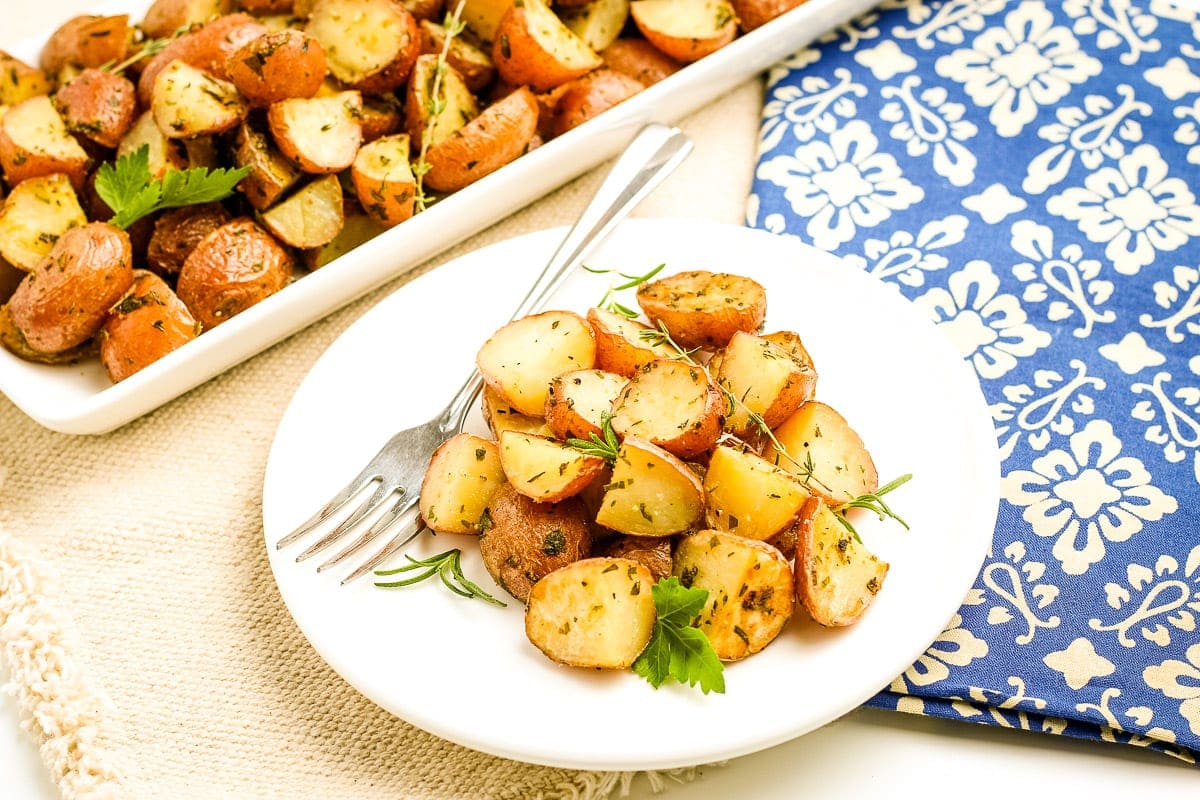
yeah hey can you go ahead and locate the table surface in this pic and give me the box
[3,1,1198,797]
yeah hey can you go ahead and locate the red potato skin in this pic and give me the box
[146,202,234,277]
[100,270,200,382]
[54,68,138,149]
[731,0,809,31]
[8,223,134,354]
[492,4,601,91]
[226,29,327,106]
[137,13,269,106]
[549,69,644,137]
[600,38,682,85]
[423,85,538,192]
[351,8,423,95]
[40,15,131,75]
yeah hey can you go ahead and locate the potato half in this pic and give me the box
[610,358,723,459]
[498,430,607,503]
[545,368,626,441]
[636,269,766,350]
[492,0,603,91]
[594,435,704,536]
[717,330,816,437]
[418,432,505,534]
[629,0,737,63]
[0,174,87,273]
[476,309,596,417]
[704,444,809,541]
[794,497,889,627]
[763,400,879,505]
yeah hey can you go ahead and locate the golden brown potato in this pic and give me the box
[730,0,807,31]
[7,222,133,355]
[594,435,704,536]
[479,482,592,603]
[0,52,54,106]
[586,306,676,377]
[419,19,496,92]
[359,94,404,142]
[636,269,767,350]
[476,309,596,417]
[610,358,723,459]
[152,60,250,139]
[418,432,505,534]
[629,0,737,63]
[40,15,131,76]
[260,174,345,248]
[53,69,138,149]
[761,329,817,374]
[424,84,538,192]
[704,444,808,541]
[238,0,295,13]
[137,13,269,106]
[306,0,421,93]
[763,400,879,505]
[595,535,672,581]
[226,29,327,106]
[99,270,200,382]
[267,90,363,173]
[525,557,656,668]
[794,496,888,627]
[560,0,630,53]
[141,0,237,38]
[300,209,388,270]
[674,530,795,661]
[482,384,553,437]
[0,96,91,191]
[600,37,681,85]
[351,133,417,227]
[118,111,189,180]
[549,68,643,137]
[716,330,816,436]
[404,54,479,151]
[498,430,607,503]
[0,303,96,364]
[544,368,625,440]
[146,203,233,277]
[459,0,514,41]
[492,0,603,91]
[232,118,301,209]
[176,217,293,329]
[0,174,88,273]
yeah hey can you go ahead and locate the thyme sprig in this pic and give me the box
[584,262,665,317]
[566,412,621,463]
[832,474,913,540]
[375,547,506,606]
[101,26,184,74]
[413,0,467,212]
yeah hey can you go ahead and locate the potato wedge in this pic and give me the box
[483,384,553,437]
[152,60,249,139]
[419,19,496,92]
[492,0,603,91]
[763,400,879,505]
[300,209,388,270]
[717,331,816,437]
[7,222,133,354]
[0,174,88,273]
[629,0,737,63]
[794,496,888,627]
[119,111,188,180]
[267,90,363,173]
[99,270,200,382]
[226,29,327,106]
[0,96,90,191]
[351,133,416,228]
[0,52,54,106]
[231,117,300,209]
[424,84,538,192]
[479,482,592,603]
[704,444,808,541]
[560,0,631,53]
[548,68,643,137]
[637,269,766,350]
[599,37,681,85]
[418,432,505,534]
[594,435,704,536]
[673,530,795,661]
[306,0,421,93]
[526,557,655,668]
[146,202,232,277]
[499,430,607,503]
[260,174,344,248]
[41,15,130,76]
[460,0,514,41]
[53,68,138,149]
[595,535,672,581]
[176,217,293,329]
[476,309,596,417]
[586,306,676,377]
[610,358,722,459]
[141,0,237,38]
[404,54,479,151]
[545,368,625,441]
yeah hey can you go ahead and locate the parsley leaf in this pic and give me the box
[94,145,249,229]
[632,576,725,694]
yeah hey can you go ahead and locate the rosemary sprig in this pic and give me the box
[101,26,184,74]
[566,412,620,463]
[831,473,913,541]
[584,262,665,317]
[375,547,506,606]
[413,0,467,212]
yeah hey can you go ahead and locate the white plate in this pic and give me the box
[0,0,879,435]
[262,219,999,771]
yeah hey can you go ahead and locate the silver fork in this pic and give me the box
[276,123,694,584]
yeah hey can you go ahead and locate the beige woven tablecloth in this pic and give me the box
[0,4,763,795]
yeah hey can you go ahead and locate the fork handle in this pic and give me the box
[440,123,694,431]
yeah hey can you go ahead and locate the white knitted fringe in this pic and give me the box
[0,531,125,799]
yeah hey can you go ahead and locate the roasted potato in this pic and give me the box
[424,84,538,192]
[300,210,388,270]
[459,0,514,41]
[0,303,96,364]
[226,29,327,106]
[0,174,88,273]
[7,222,133,355]
[476,309,596,417]
[359,94,405,143]
[674,530,795,661]
[175,217,293,329]
[704,443,808,541]
[99,270,201,382]
[267,90,363,173]
[141,0,237,38]
[600,37,682,85]
[794,496,888,627]
[482,384,553,437]
[730,0,808,32]
[595,535,672,581]
[260,174,345,248]
[761,329,817,373]
[525,557,656,668]
[610,358,723,459]
[402,0,446,22]
[152,60,250,139]
[629,0,737,63]
[548,68,643,137]
[119,111,188,180]
[418,432,506,534]
[499,430,607,503]
[763,400,879,505]
[544,368,625,440]
[351,133,417,227]
[306,0,421,93]
[0,96,91,191]
[419,19,496,92]
[238,0,295,13]
[492,0,603,91]
[137,13,269,106]
[146,203,233,277]
[53,69,138,149]
[232,117,301,209]
[586,306,676,377]
[636,269,766,350]
[478,482,592,603]
[0,52,54,106]
[40,15,131,77]
[404,54,479,150]
[560,0,631,52]
[594,435,704,536]
[716,330,816,437]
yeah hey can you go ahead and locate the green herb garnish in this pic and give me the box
[374,547,506,606]
[94,145,249,229]
[566,411,621,463]
[833,473,912,540]
[632,576,725,694]
[584,262,665,317]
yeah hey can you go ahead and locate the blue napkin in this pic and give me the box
[748,0,1200,762]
